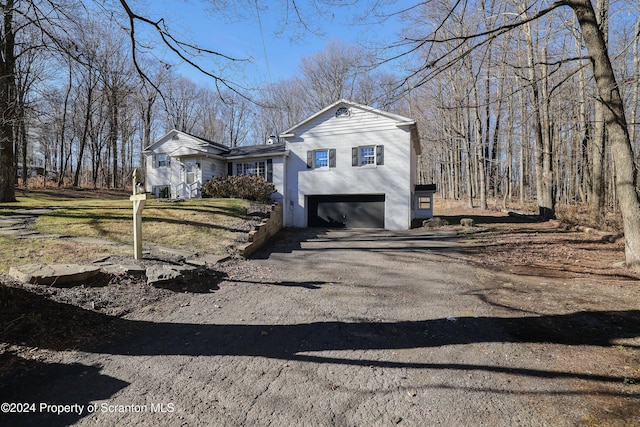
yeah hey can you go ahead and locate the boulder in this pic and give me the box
[460,218,475,227]
[100,264,147,276]
[145,264,196,286]
[422,217,449,229]
[9,264,102,285]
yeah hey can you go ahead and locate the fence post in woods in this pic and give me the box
[130,169,147,260]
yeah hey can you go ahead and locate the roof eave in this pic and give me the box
[224,150,289,161]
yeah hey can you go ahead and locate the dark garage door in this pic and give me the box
[307,195,385,228]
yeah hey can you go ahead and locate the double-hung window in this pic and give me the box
[359,146,375,166]
[307,149,336,169]
[154,153,169,168]
[315,150,329,168]
[352,145,384,167]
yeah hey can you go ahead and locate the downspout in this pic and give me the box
[282,149,289,227]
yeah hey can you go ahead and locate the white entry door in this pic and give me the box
[185,161,197,184]
[183,161,199,198]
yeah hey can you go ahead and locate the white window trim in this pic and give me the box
[352,145,383,167]
[314,149,330,169]
[235,160,267,179]
[307,149,336,170]
[157,153,169,168]
[359,146,376,167]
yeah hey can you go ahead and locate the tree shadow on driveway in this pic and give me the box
[2,288,639,426]
[251,227,463,258]
[3,286,638,384]
[102,309,640,364]
[0,355,129,427]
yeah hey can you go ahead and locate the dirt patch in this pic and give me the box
[450,217,634,280]
[429,211,639,425]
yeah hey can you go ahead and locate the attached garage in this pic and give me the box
[307,195,385,228]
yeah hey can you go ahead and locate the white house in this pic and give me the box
[143,100,434,230]
[279,99,429,230]
[143,130,286,201]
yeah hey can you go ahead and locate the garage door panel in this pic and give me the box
[308,195,384,228]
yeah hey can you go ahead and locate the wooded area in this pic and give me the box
[406,0,637,218]
[1,0,640,263]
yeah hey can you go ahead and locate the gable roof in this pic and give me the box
[143,129,229,153]
[280,99,421,155]
[280,99,417,136]
[144,129,289,160]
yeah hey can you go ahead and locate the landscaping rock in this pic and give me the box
[8,263,102,285]
[185,254,231,267]
[460,218,475,227]
[100,264,147,276]
[422,217,448,228]
[145,264,197,285]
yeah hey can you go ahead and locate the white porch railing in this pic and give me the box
[174,181,201,199]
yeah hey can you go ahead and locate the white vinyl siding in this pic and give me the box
[284,103,414,230]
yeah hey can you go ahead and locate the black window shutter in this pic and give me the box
[266,159,273,182]
[376,145,384,165]
[227,162,233,176]
[329,149,336,168]
[152,155,157,169]
[307,151,313,168]
[352,147,358,166]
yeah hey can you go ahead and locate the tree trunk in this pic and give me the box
[490,73,505,200]
[57,66,73,187]
[588,0,609,222]
[73,85,94,187]
[540,47,555,219]
[631,15,640,157]
[19,109,26,186]
[110,88,118,188]
[0,1,16,202]
[571,0,640,269]
[522,6,554,219]
[471,73,487,210]
[142,95,153,168]
[575,17,592,204]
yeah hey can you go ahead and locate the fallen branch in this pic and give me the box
[3,314,25,334]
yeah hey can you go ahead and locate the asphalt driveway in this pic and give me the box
[4,228,639,426]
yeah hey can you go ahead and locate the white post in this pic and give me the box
[130,169,147,260]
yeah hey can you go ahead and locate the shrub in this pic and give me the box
[202,175,276,202]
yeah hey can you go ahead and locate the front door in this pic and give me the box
[182,161,199,198]
[185,161,197,185]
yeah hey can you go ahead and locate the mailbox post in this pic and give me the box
[130,169,147,260]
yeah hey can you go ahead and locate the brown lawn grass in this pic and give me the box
[0,189,252,272]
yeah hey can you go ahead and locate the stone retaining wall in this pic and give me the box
[239,203,283,257]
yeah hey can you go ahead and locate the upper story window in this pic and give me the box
[153,153,169,168]
[307,149,336,169]
[359,146,375,166]
[315,150,329,168]
[352,145,384,167]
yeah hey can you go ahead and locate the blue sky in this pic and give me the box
[147,1,412,88]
